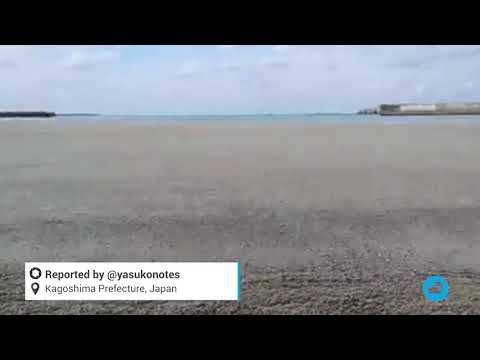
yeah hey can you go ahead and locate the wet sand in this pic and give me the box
[1,120,480,314]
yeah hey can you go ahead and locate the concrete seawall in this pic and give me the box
[379,103,480,116]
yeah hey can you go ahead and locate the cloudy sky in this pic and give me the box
[1,45,479,114]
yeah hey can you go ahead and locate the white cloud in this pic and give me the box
[63,47,122,70]
[272,45,292,52]
[259,56,289,68]
[218,45,236,50]
[1,45,480,114]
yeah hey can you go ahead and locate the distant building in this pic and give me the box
[379,102,480,116]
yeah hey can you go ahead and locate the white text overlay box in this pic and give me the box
[25,262,240,301]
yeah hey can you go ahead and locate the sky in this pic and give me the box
[0,45,479,114]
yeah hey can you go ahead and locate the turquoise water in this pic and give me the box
[8,113,480,125]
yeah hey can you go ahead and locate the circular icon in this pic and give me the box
[30,267,42,280]
[423,275,448,302]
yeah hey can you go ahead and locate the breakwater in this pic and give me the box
[0,111,56,118]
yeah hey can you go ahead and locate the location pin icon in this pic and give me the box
[31,282,40,295]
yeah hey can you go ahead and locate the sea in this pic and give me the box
[2,113,480,126]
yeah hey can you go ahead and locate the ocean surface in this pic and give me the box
[3,113,480,125]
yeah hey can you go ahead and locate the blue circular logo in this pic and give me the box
[422,275,449,302]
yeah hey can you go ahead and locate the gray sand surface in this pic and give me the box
[1,120,480,314]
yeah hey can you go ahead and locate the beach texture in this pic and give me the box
[1,121,480,314]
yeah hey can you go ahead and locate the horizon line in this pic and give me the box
[56,111,356,117]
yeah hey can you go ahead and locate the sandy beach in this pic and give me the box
[1,120,480,314]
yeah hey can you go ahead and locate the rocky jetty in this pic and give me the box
[357,108,378,115]
[0,111,56,118]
